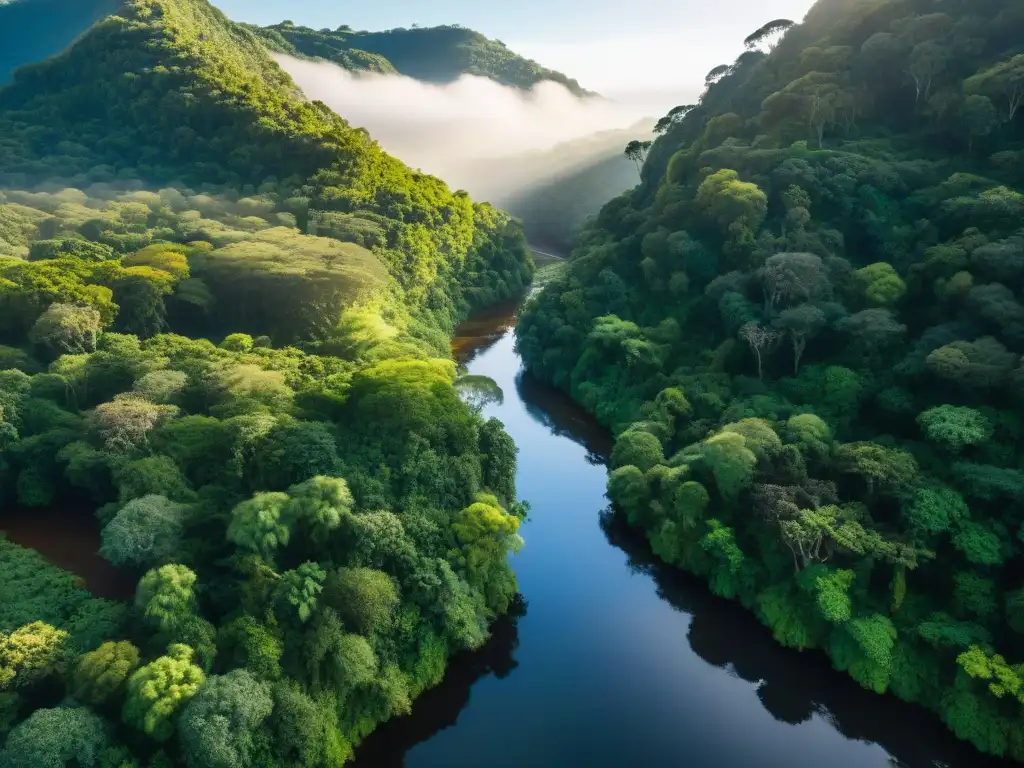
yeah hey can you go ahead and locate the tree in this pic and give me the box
[744,19,794,50]
[917,405,992,452]
[962,95,999,152]
[268,681,352,768]
[285,475,353,544]
[907,41,949,103]
[134,369,188,404]
[452,374,504,412]
[0,622,69,691]
[136,564,199,632]
[623,140,653,176]
[697,169,768,250]
[123,644,205,741]
[217,616,283,681]
[705,64,731,86]
[654,104,696,134]
[70,641,141,706]
[228,492,293,561]
[774,304,826,373]
[739,322,781,380]
[964,54,1024,122]
[784,413,832,462]
[451,495,522,584]
[0,706,112,768]
[273,563,325,625]
[610,430,664,471]
[701,431,757,500]
[768,72,843,147]
[89,393,177,453]
[322,567,399,636]
[836,442,918,497]
[902,484,969,537]
[836,309,906,352]
[763,252,830,313]
[854,263,905,306]
[178,670,273,768]
[100,494,190,569]
[28,303,103,354]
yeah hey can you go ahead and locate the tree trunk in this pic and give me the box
[792,335,806,374]
[1009,87,1023,122]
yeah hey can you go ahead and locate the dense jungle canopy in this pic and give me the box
[0,0,534,765]
[517,0,1024,759]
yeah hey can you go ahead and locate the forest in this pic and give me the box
[517,0,1024,759]
[0,0,534,765]
[245,21,591,96]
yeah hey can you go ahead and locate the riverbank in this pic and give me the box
[351,297,1009,768]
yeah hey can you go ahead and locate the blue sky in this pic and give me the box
[214,0,817,96]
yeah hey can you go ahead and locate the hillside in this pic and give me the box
[491,122,655,252]
[517,0,1024,759]
[0,0,533,324]
[0,0,121,83]
[248,21,592,96]
[0,0,530,763]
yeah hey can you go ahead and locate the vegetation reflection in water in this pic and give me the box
[351,302,1010,768]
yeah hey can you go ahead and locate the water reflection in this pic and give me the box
[514,369,610,464]
[350,302,1016,768]
[0,504,133,600]
[599,511,1009,768]
[352,596,527,767]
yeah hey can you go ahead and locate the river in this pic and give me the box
[0,290,1011,767]
[354,296,1010,768]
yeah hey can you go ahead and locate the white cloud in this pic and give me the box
[275,53,657,202]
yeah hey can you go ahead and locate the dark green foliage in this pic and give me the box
[177,669,274,768]
[0,2,528,749]
[0,538,125,653]
[517,0,1024,758]
[0,705,114,768]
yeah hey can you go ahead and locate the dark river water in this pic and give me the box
[356,297,1010,768]
[0,294,1011,767]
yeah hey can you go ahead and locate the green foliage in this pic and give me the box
[322,567,399,636]
[178,669,274,768]
[273,563,326,625]
[70,641,141,706]
[99,494,190,569]
[516,0,1024,757]
[136,565,198,633]
[0,621,69,691]
[917,405,993,452]
[122,643,205,741]
[0,539,125,653]
[228,493,292,561]
[0,706,113,768]
[610,430,664,471]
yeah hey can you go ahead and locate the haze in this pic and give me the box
[276,54,654,203]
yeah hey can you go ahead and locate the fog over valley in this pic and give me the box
[276,53,662,206]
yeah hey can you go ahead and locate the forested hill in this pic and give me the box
[0,0,122,83]
[247,21,592,96]
[0,0,534,325]
[518,0,1024,760]
[0,0,531,763]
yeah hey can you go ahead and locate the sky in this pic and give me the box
[213,0,818,99]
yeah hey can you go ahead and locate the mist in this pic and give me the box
[275,53,667,205]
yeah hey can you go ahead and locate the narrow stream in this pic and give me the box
[355,298,1010,768]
